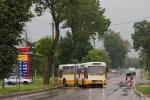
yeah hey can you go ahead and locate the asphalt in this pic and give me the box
[0,71,118,99]
[108,69,150,99]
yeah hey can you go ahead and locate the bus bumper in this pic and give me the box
[85,80,107,85]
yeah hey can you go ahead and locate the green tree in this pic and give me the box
[131,20,150,71]
[36,36,52,57]
[117,39,129,67]
[34,0,72,84]
[57,31,93,64]
[35,36,53,83]
[63,0,110,52]
[57,32,74,64]
[82,49,111,68]
[124,40,132,53]
[0,0,33,89]
[132,20,150,53]
[103,30,128,68]
[122,40,132,68]
[73,33,93,63]
[143,53,150,73]
[37,57,47,76]
[33,0,110,84]
[123,55,130,68]
[138,49,144,68]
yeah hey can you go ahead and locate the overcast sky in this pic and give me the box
[26,0,150,58]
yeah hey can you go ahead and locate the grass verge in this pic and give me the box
[135,84,150,94]
[135,69,150,94]
[0,78,59,95]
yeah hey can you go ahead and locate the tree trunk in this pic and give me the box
[2,78,5,89]
[43,22,60,84]
[52,63,55,82]
[43,57,52,84]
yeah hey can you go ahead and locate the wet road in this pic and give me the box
[4,69,142,100]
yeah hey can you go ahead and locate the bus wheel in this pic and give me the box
[63,79,67,87]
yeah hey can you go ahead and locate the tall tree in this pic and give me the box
[73,33,93,63]
[63,0,110,52]
[0,0,33,89]
[33,0,110,84]
[103,30,128,68]
[36,36,52,57]
[34,0,71,84]
[132,20,150,54]
[138,49,144,68]
[35,36,54,81]
[124,40,132,53]
[131,20,150,70]
[57,31,93,64]
[57,32,74,64]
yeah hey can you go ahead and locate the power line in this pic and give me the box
[110,17,150,26]
[31,16,150,28]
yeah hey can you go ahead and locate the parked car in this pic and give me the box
[5,76,34,85]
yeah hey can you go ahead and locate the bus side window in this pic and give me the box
[63,66,66,73]
[70,66,74,74]
[66,66,70,73]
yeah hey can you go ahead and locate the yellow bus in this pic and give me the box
[76,62,108,88]
[58,62,108,88]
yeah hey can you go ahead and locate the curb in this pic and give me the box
[133,84,145,100]
[0,86,63,99]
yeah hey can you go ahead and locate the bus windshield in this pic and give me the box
[88,66,106,74]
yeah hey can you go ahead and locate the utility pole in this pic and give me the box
[25,26,28,48]
[52,19,55,82]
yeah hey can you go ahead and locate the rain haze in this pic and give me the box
[26,0,150,58]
